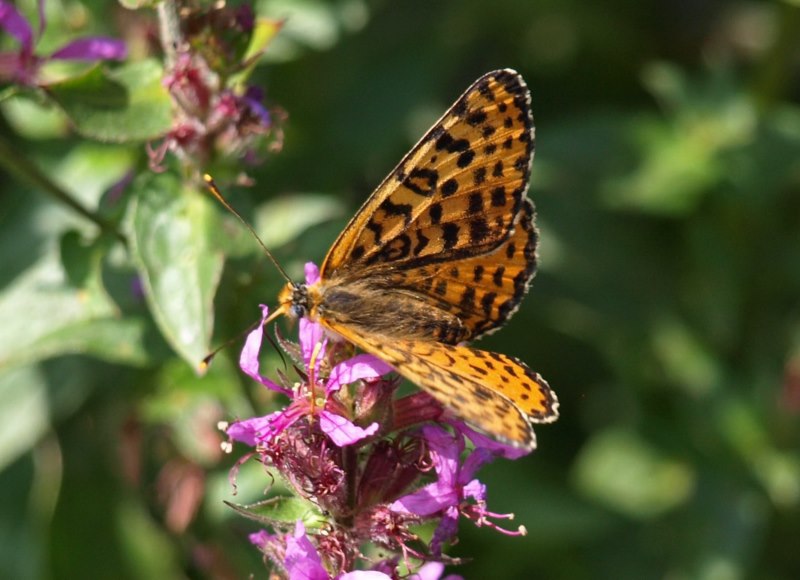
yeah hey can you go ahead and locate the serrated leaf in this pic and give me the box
[129,174,224,369]
[225,496,325,528]
[47,60,172,143]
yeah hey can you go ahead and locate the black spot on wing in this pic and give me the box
[442,223,460,250]
[467,110,487,126]
[493,266,505,287]
[441,178,458,197]
[481,292,497,315]
[491,187,506,207]
[460,286,476,310]
[403,167,439,197]
[468,192,483,214]
[457,149,475,168]
[469,217,490,244]
[379,198,413,223]
[429,202,443,225]
[366,219,383,242]
[413,232,429,255]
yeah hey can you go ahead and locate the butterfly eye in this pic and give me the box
[290,304,306,318]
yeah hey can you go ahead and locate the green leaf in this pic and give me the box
[0,249,127,370]
[225,496,325,528]
[129,174,224,369]
[0,366,50,471]
[230,18,285,87]
[47,60,172,143]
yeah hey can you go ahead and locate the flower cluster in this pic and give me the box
[147,3,283,174]
[223,264,530,578]
[0,0,126,86]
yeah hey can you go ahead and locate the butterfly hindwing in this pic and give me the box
[375,197,538,342]
[319,319,558,450]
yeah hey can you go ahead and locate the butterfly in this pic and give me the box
[217,69,559,450]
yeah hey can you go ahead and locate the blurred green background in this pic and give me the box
[2,0,800,578]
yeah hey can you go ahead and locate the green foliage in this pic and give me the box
[128,173,224,366]
[1,0,799,578]
[48,60,173,142]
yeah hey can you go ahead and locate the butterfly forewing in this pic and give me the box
[321,69,534,279]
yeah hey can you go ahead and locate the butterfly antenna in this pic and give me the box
[200,306,287,371]
[262,325,288,372]
[202,174,292,283]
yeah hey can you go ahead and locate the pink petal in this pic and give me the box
[285,521,328,580]
[408,562,451,580]
[304,262,320,285]
[430,509,459,556]
[459,447,495,483]
[0,1,33,51]
[421,426,461,488]
[50,37,127,61]
[388,482,457,517]
[448,419,532,460]
[299,317,325,367]
[226,412,280,446]
[339,573,392,580]
[461,478,486,502]
[248,529,274,550]
[227,403,307,447]
[326,354,394,394]
[240,306,291,395]
[319,410,378,446]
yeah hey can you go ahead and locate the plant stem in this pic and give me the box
[0,134,125,244]
[157,0,182,68]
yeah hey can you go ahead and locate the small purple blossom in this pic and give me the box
[285,521,329,580]
[0,0,126,86]
[147,32,282,172]
[389,425,525,555]
[228,299,383,448]
[252,521,461,580]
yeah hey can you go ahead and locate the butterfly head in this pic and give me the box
[278,282,310,319]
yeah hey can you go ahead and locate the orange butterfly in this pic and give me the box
[211,69,558,450]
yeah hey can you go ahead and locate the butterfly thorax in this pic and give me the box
[280,277,469,345]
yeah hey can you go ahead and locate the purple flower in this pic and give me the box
[446,418,532,461]
[256,521,458,580]
[284,521,329,580]
[149,47,281,171]
[0,0,126,85]
[228,263,391,448]
[389,425,525,554]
